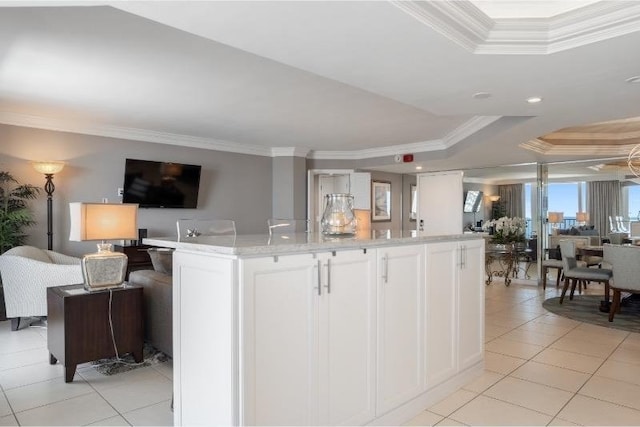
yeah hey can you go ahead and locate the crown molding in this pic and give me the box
[309,115,501,160]
[390,0,492,52]
[0,111,499,161]
[393,0,640,55]
[520,138,636,156]
[0,111,273,157]
[441,115,501,148]
[271,147,310,158]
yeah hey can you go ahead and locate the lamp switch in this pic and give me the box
[117,188,123,197]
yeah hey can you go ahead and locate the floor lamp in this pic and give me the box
[32,161,65,250]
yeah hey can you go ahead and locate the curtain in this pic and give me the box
[498,184,524,218]
[587,180,621,235]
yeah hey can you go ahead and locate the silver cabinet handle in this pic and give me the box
[462,245,466,269]
[315,260,322,296]
[382,254,389,283]
[325,259,331,294]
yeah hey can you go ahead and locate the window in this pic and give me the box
[627,184,640,220]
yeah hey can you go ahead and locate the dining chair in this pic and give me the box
[176,219,236,240]
[559,240,612,304]
[267,218,309,235]
[609,216,618,233]
[603,244,640,322]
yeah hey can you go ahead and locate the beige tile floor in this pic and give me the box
[0,321,173,426]
[1,270,639,426]
[406,274,640,426]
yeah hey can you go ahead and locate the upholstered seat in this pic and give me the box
[0,246,83,330]
[603,244,640,322]
[559,240,612,304]
[128,247,174,357]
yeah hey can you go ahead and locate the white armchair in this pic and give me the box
[0,246,83,330]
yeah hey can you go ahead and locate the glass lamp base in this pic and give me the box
[81,246,128,292]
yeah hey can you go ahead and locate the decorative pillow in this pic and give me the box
[147,248,174,275]
[569,227,580,235]
[557,229,570,235]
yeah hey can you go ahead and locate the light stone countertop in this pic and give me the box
[144,230,484,257]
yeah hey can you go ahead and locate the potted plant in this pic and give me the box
[0,171,40,321]
[0,171,41,253]
[483,216,526,250]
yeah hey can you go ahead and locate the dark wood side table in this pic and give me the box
[47,284,144,382]
[115,244,154,280]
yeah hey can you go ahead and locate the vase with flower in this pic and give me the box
[483,216,527,251]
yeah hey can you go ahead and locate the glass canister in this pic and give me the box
[321,193,357,235]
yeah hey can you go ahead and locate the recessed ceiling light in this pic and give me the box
[626,76,640,84]
[527,96,543,104]
[472,92,491,99]
[416,166,423,170]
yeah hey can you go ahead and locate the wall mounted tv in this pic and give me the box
[122,159,201,208]
[463,190,483,213]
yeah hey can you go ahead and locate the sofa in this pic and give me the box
[128,248,173,357]
[551,226,601,246]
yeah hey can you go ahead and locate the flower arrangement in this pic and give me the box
[483,216,526,244]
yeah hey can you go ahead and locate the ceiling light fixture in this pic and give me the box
[416,166,423,170]
[628,144,640,177]
[527,96,543,104]
[626,76,640,84]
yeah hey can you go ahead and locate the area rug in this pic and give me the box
[543,295,640,334]
[91,343,169,375]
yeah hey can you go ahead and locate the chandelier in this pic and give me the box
[629,144,640,177]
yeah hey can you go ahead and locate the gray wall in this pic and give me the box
[0,124,272,257]
[272,156,307,219]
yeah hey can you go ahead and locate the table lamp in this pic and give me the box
[69,202,138,291]
[547,212,564,234]
[576,212,589,226]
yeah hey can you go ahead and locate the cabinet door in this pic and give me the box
[376,245,425,414]
[417,171,463,236]
[173,252,236,427]
[424,241,458,388]
[458,239,485,371]
[241,254,319,426]
[319,250,376,426]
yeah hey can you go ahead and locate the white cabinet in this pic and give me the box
[424,239,484,388]
[241,249,376,426]
[172,251,237,427]
[457,239,485,371]
[424,241,458,388]
[169,237,485,426]
[417,171,463,236]
[376,244,425,415]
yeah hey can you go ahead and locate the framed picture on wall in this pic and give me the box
[372,180,391,222]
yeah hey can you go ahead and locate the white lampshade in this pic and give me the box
[548,212,564,224]
[576,212,590,223]
[69,202,138,241]
[32,161,65,175]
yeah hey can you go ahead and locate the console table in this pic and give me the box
[47,284,144,382]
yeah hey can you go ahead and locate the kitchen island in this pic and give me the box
[145,231,485,426]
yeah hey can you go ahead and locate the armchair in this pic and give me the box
[0,246,83,330]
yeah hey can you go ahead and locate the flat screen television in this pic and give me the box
[463,190,483,213]
[122,158,201,208]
